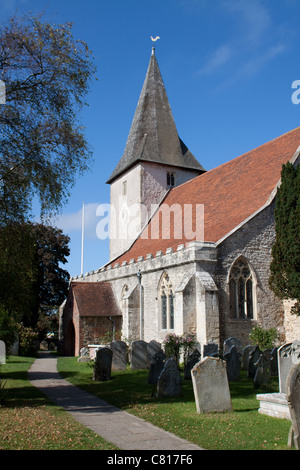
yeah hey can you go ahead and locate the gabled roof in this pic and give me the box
[71,282,121,317]
[111,126,300,266]
[106,48,205,184]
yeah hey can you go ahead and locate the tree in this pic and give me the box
[0,13,96,224]
[269,162,300,315]
[0,222,70,329]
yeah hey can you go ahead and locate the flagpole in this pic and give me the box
[81,202,85,275]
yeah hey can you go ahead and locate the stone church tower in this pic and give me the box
[107,47,205,261]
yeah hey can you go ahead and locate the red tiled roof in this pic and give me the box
[112,127,300,266]
[71,282,121,317]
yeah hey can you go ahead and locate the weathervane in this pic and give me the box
[150,36,160,55]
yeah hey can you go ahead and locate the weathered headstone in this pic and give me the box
[286,363,300,449]
[248,345,262,378]
[184,349,201,380]
[93,347,113,381]
[157,358,181,398]
[253,349,272,388]
[0,340,6,364]
[148,350,166,389]
[242,345,255,370]
[270,347,278,376]
[110,340,127,370]
[147,340,162,367]
[278,342,300,393]
[224,345,241,381]
[130,340,148,369]
[203,342,219,358]
[191,357,232,413]
[223,337,242,355]
[78,346,90,362]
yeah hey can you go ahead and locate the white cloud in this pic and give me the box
[51,203,102,240]
[197,44,232,76]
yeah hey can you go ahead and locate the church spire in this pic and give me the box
[107,46,205,184]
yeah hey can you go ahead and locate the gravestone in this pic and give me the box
[130,340,148,369]
[157,358,181,398]
[203,342,219,358]
[110,340,127,370]
[93,347,113,381]
[191,357,232,413]
[253,349,272,388]
[278,341,300,393]
[184,349,201,380]
[286,363,300,449]
[270,347,278,376]
[78,346,90,362]
[242,345,255,370]
[248,345,262,378]
[148,350,166,393]
[147,340,162,367]
[224,345,241,381]
[0,340,6,364]
[223,337,242,355]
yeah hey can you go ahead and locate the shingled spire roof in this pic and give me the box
[106,47,205,184]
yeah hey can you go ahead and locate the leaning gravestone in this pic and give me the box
[110,340,127,370]
[130,340,148,369]
[148,350,166,397]
[224,345,241,381]
[223,337,242,355]
[157,358,181,398]
[253,349,272,388]
[286,363,300,449]
[184,349,201,380]
[0,340,6,364]
[191,357,232,413]
[203,342,219,358]
[93,347,113,381]
[147,340,162,367]
[242,345,255,370]
[278,341,300,393]
[248,345,262,378]
[78,346,90,362]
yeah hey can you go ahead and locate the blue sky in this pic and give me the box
[1,0,300,277]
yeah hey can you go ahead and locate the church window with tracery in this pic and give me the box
[229,258,254,319]
[159,272,174,329]
[167,172,175,187]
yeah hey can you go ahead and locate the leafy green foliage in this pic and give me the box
[0,222,70,330]
[269,162,300,315]
[249,325,278,351]
[0,12,96,223]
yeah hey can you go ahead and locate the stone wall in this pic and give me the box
[283,300,300,342]
[216,200,285,349]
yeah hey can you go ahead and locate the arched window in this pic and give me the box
[159,272,174,329]
[229,258,254,320]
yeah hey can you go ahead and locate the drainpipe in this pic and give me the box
[109,316,115,342]
[137,269,143,340]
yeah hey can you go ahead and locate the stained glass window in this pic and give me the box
[229,258,254,320]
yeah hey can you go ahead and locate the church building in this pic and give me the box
[61,46,300,357]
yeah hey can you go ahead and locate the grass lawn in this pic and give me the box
[57,356,292,451]
[0,356,118,450]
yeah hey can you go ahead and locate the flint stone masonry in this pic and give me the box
[191,357,232,414]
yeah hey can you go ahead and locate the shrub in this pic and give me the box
[249,325,278,351]
[163,332,197,367]
[0,306,17,351]
[17,323,39,357]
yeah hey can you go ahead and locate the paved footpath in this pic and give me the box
[28,352,203,451]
